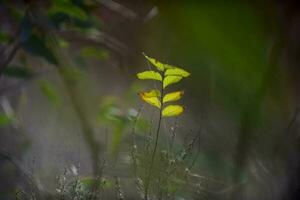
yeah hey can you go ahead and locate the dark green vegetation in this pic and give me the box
[1,0,300,200]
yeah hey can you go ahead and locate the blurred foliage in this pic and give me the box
[3,65,33,79]
[38,80,60,105]
[0,113,13,126]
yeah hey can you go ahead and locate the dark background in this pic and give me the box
[1,0,300,199]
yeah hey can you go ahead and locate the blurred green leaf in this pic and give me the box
[48,0,88,21]
[80,46,109,60]
[79,177,113,191]
[0,114,13,126]
[3,66,33,79]
[79,177,101,190]
[0,32,11,44]
[39,80,60,105]
[111,121,126,155]
[60,66,84,84]
[22,34,58,65]
[58,38,69,49]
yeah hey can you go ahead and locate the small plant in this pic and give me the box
[137,53,190,199]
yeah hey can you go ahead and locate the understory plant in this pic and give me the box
[16,54,214,200]
[134,53,192,199]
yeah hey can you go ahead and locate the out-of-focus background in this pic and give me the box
[1,0,300,199]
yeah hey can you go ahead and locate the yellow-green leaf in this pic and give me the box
[137,71,162,81]
[163,76,183,88]
[139,91,161,108]
[141,89,161,97]
[162,105,184,117]
[143,53,165,71]
[163,91,184,103]
[165,68,190,77]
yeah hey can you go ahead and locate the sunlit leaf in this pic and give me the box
[163,76,183,88]
[137,71,162,81]
[141,89,161,97]
[143,53,165,71]
[162,105,184,117]
[163,91,184,103]
[165,68,190,77]
[139,91,161,108]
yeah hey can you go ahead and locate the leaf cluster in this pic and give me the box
[137,54,190,117]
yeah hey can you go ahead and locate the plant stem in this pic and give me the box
[144,74,164,200]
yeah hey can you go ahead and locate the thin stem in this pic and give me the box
[144,73,164,200]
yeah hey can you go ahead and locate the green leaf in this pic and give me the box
[163,91,184,103]
[163,76,183,88]
[162,105,184,117]
[139,90,161,108]
[137,71,162,81]
[143,53,165,71]
[165,68,190,77]
[0,114,13,126]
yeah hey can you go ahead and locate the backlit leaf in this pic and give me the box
[143,53,165,71]
[139,91,161,108]
[141,89,161,97]
[163,76,183,88]
[162,105,184,117]
[165,68,190,77]
[163,91,184,103]
[137,71,162,81]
